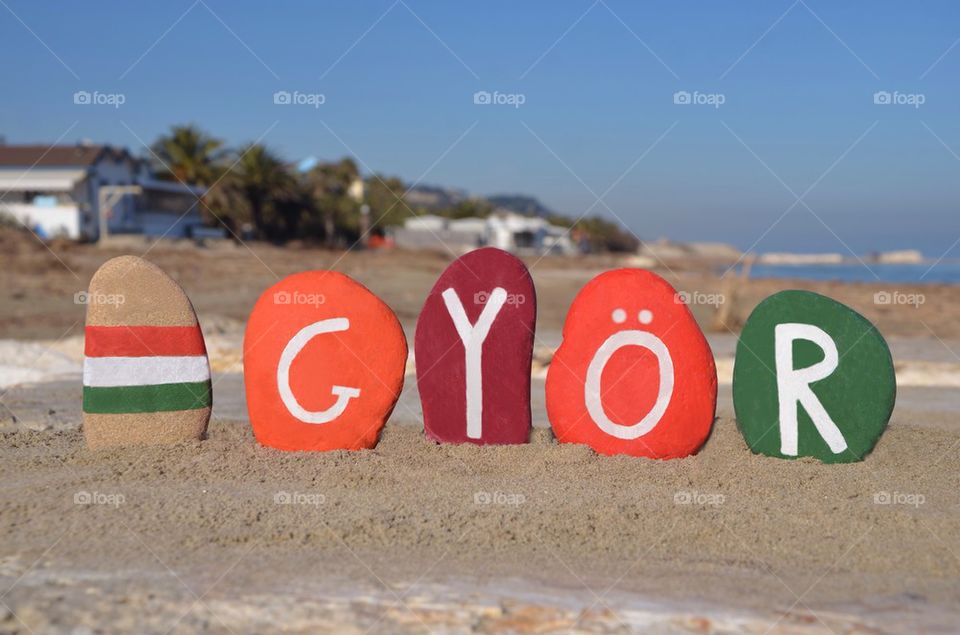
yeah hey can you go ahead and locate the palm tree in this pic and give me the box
[303,157,360,246]
[229,143,294,240]
[364,174,409,227]
[151,124,228,186]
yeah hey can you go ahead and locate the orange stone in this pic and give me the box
[546,269,717,458]
[243,271,407,451]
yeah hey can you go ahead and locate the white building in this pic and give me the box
[393,210,577,256]
[0,143,210,241]
[485,210,576,255]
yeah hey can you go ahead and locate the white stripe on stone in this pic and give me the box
[83,356,210,387]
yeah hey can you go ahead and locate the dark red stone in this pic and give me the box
[415,247,536,444]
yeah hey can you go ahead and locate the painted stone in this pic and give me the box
[546,269,717,458]
[733,290,895,463]
[244,271,406,451]
[82,256,211,448]
[415,247,536,444]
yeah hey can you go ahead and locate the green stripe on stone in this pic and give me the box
[83,381,212,414]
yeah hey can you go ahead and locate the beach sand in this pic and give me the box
[1,238,959,633]
[1,374,959,633]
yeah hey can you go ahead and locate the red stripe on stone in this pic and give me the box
[84,325,206,357]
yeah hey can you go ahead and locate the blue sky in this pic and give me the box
[1,1,958,255]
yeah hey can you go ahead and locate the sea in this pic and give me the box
[747,260,960,285]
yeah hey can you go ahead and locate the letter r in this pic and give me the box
[774,323,848,456]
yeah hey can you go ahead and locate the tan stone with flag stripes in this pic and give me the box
[82,256,211,448]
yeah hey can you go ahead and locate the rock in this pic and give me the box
[82,256,211,448]
[733,290,895,463]
[546,269,716,458]
[415,247,536,444]
[244,271,407,451]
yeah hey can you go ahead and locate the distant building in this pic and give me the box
[870,250,923,264]
[0,143,210,241]
[392,209,577,256]
[485,210,576,255]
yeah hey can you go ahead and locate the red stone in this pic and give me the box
[244,271,407,451]
[546,269,716,458]
[415,247,536,444]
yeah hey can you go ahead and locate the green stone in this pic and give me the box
[733,290,896,463]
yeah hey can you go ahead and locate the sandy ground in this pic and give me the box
[1,237,959,633]
[1,376,959,634]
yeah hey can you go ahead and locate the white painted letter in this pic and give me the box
[774,323,847,456]
[442,287,508,439]
[584,330,675,440]
[277,318,361,424]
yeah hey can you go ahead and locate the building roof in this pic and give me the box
[488,210,551,231]
[0,168,88,191]
[0,144,134,168]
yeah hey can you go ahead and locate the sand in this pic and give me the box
[1,386,958,633]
